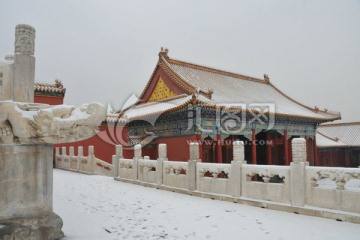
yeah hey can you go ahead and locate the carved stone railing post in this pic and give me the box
[113,145,123,178]
[61,147,67,168]
[77,146,83,172]
[157,144,167,185]
[55,147,60,157]
[290,138,308,207]
[231,141,246,197]
[133,144,142,180]
[88,146,95,173]
[69,146,74,170]
[55,147,60,168]
[187,142,199,191]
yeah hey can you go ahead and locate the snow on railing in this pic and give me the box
[163,161,188,189]
[111,139,360,214]
[55,146,114,176]
[118,158,134,180]
[79,156,89,172]
[94,157,114,177]
[197,162,232,195]
[308,167,360,190]
[242,165,289,183]
[241,164,291,204]
[138,157,157,184]
[306,166,360,213]
[197,162,231,179]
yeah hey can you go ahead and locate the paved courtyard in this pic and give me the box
[53,169,360,240]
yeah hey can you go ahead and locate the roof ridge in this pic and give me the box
[319,121,360,127]
[120,94,190,113]
[139,60,161,100]
[316,130,341,142]
[122,98,194,121]
[167,57,266,83]
[161,57,198,90]
[35,81,55,85]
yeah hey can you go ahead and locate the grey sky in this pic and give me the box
[1,0,359,122]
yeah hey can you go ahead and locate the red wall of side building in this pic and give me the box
[317,149,347,167]
[34,95,64,105]
[54,125,129,164]
[317,148,360,168]
[118,135,198,161]
[155,135,197,161]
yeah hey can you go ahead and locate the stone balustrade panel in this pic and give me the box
[119,158,134,180]
[79,156,89,172]
[138,158,157,184]
[63,156,71,169]
[56,156,63,168]
[54,146,114,176]
[196,162,232,195]
[241,165,291,204]
[70,156,79,171]
[94,158,114,177]
[163,161,188,189]
[306,166,360,213]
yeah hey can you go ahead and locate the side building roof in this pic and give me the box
[34,80,66,97]
[317,122,360,148]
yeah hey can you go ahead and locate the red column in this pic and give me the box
[274,133,278,165]
[266,132,272,165]
[288,137,293,162]
[251,129,257,164]
[196,134,203,161]
[216,134,222,163]
[284,130,290,165]
[313,135,319,166]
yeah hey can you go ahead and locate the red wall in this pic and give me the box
[141,147,157,159]
[54,125,129,164]
[317,148,347,167]
[34,95,64,105]
[156,135,197,161]
[120,135,197,161]
[54,123,198,163]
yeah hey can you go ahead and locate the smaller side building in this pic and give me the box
[34,80,66,105]
[317,122,360,167]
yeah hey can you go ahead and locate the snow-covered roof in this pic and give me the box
[317,122,360,147]
[118,49,341,122]
[316,131,347,148]
[34,80,66,94]
[164,56,340,121]
[119,94,206,120]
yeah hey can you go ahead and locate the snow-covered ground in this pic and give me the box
[53,169,360,240]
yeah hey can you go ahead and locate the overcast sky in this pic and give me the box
[1,0,359,122]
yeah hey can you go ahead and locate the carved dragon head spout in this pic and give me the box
[0,101,106,144]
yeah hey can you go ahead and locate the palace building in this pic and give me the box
[34,80,66,105]
[107,48,341,165]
